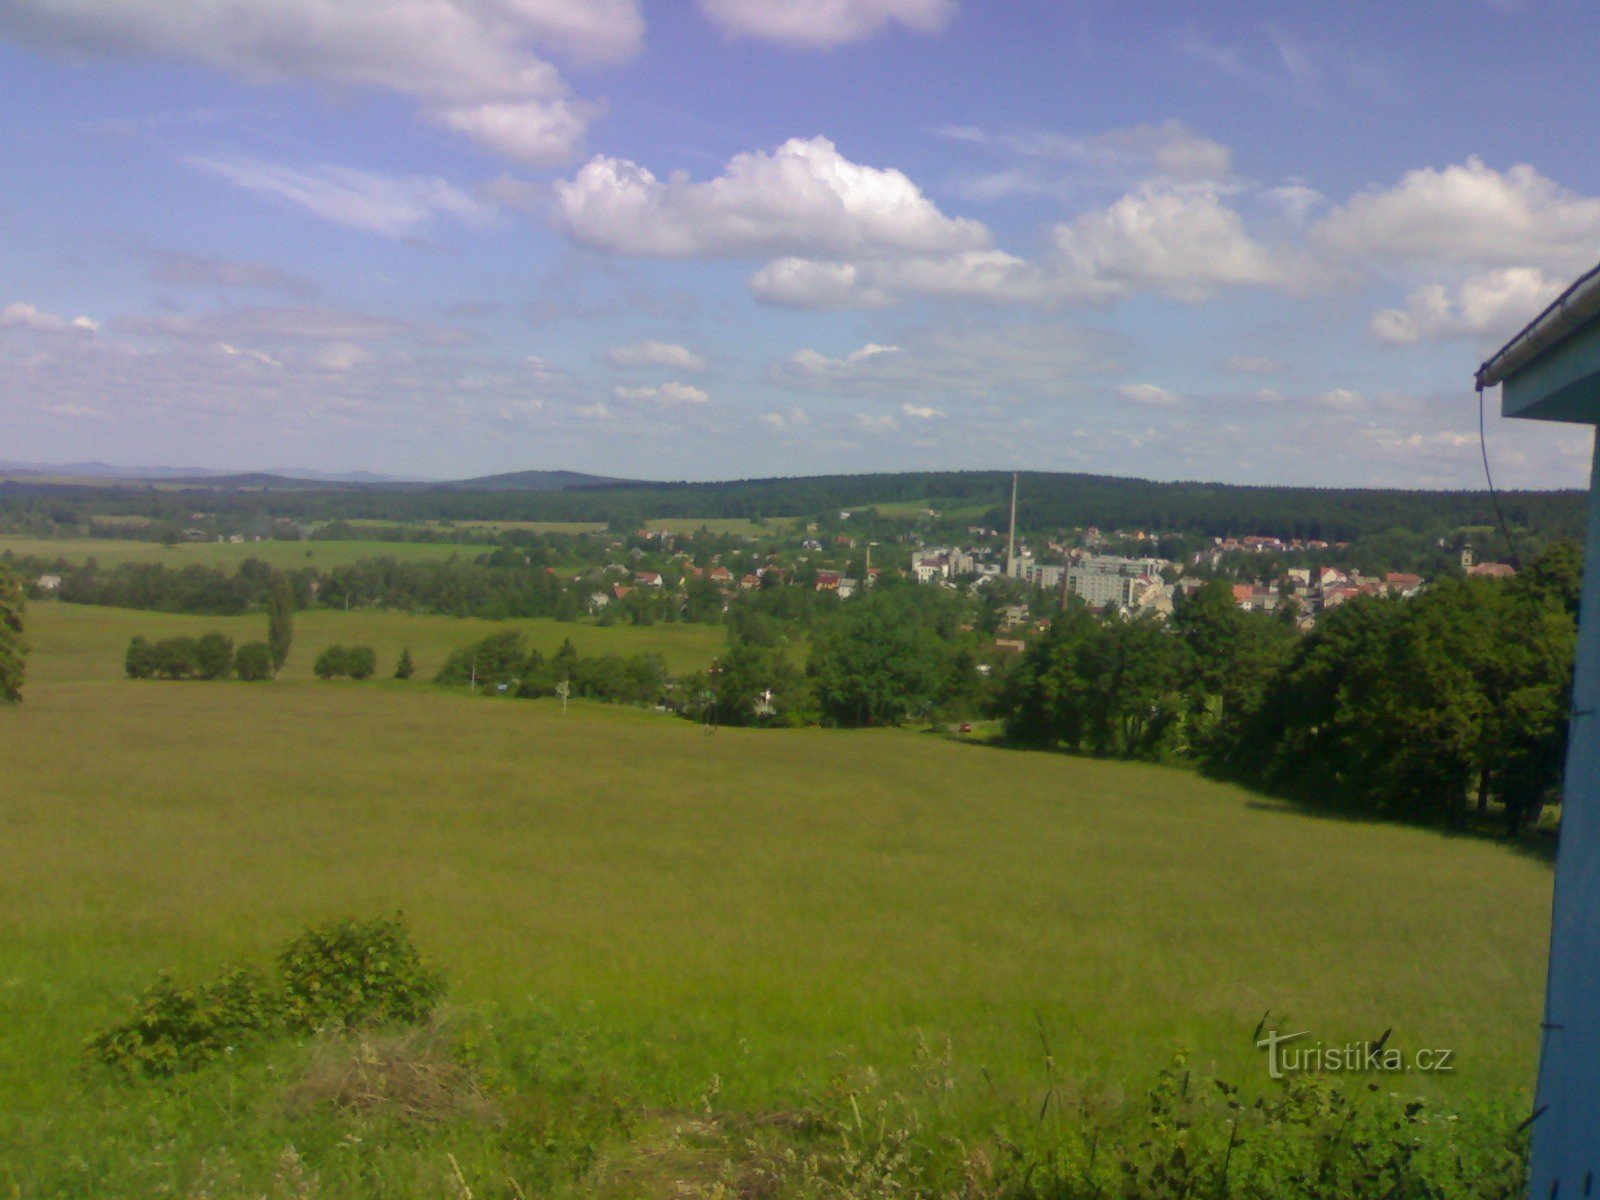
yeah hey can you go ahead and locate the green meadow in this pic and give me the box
[0,601,1552,1195]
[0,535,483,570]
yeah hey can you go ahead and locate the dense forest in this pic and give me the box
[0,469,1586,547]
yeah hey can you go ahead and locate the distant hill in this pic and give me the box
[0,461,422,485]
[432,469,634,492]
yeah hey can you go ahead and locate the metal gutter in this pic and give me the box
[1477,260,1600,389]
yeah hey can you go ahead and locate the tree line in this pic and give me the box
[999,546,1581,831]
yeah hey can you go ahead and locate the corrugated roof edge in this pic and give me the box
[1477,260,1600,390]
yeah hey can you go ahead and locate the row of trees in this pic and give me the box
[125,634,276,681]
[313,644,378,680]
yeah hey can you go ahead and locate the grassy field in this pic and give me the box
[0,535,485,570]
[0,602,1552,1195]
[643,517,796,536]
[339,518,608,535]
[25,601,729,680]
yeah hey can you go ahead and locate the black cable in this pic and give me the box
[1478,381,1525,571]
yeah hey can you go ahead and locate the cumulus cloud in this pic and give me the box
[0,0,641,162]
[612,380,710,405]
[1050,183,1294,302]
[0,301,98,335]
[1370,267,1561,345]
[605,340,708,371]
[1117,382,1183,408]
[752,177,1301,309]
[699,0,955,47]
[900,402,944,419]
[553,136,990,259]
[1311,157,1600,274]
[188,157,495,237]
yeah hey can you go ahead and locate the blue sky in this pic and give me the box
[2,0,1598,486]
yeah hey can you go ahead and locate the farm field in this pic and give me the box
[0,602,1552,1195]
[0,535,485,570]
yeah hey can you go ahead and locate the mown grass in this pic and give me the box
[0,536,483,570]
[0,602,1551,1196]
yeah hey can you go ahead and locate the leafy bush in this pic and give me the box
[277,916,446,1033]
[234,641,273,681]
[194,631,234,680]
[314,644,349,679]
[91,916,445,1078]
[345,644,377,680]
[89,966,278,1078]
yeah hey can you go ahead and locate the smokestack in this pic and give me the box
[1006,471,1018,578]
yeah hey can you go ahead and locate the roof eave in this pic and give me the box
[1477,260,1600,390]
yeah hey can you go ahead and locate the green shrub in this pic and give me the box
[345,644,377,680]
[277,915,445,1033]
[89,966,278,1078]
[194,631,234,680]
[314,644,378,680]
[314,643,350,679]
[125,634,156,679]
[234,641,273,681]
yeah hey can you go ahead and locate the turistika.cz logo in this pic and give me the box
[1255,1029,1455,1079]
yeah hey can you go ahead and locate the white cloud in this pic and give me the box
[145,251,318,298]
[188,157,495,237]
[612,380,710,405]
[1117,382,1184,408]
[431,97,596,166]
[699,0,954,47]
[0,301,97,335]
[900,402,944,419]
[1370,267,1561,345]
[0,0,642,162]
[759,406,810,432]
[1313,387,1366,411]
[310,341,375,372]
[553,136,990,260]
[605,340,708,371]
[1050,183,1295,302]
[1311,157,1600,274]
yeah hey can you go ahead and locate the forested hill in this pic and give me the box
[0,468,1586,546]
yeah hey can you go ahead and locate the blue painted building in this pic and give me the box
[1479,263,1600,1197]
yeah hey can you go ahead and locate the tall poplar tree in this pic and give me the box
[266,574,294,677]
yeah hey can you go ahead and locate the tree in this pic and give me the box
[235,642,273,681]
[125,635,158,680]
[266,573,294,676]
[314,645,350,680]
[0,564,26,702]
[395,647,415,680]
[346,645,377,680]
[808,598,946,727]
[194,632,234,680]
[153,637,200,680]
